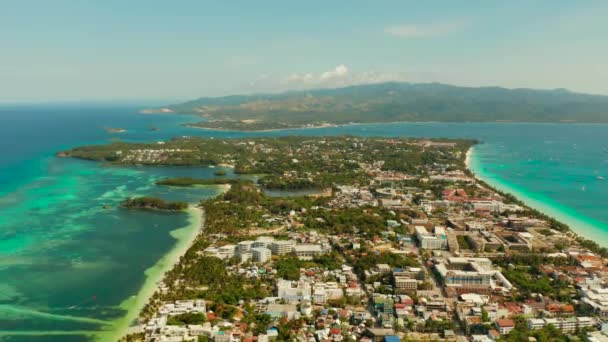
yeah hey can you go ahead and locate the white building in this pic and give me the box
[253,236,275,249]
[277,279,312,301]
[394,276,417,291]
[435,257,513,292]
[237,240,254,255]
[313,282,343,304]
[293,244,324,260]
[217,244,236,259]
[581,286,608,318]
[414,226,447,250]
[270,240,295,255]
[238,252,252,263]
[252,247,272,263]
[527,317,595,332]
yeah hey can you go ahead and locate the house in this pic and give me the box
[495,319,515,335]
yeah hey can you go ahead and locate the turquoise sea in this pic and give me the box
[1,104,608,340]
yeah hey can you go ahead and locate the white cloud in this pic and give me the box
[283,65,422,90]
[385,21,466,38]
[320,64,348,81]
[236,66,440,94]
[285,65,349,86]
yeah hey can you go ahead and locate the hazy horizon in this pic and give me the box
[2,0,608,102]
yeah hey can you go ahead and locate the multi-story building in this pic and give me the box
[495,319,515,335]
[293,244,324,260]
[217,244,236,259]
[414,226,447,250]
[251,247,271,263]
[581,286,608,318]
[253,236,275,249]
[313,282,343,304]
[527,317,595,332]
[270,240,295,255]
[238,252,252,263]
[393,267,425,280]
[237,240,254,255]
[394,276,417,291]
[435,257,513,294]
[277,279,311,301]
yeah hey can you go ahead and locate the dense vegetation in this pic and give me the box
[275,252,344,280]
[167,82,608,130]
[120,197,188,211]
[166,312,206,326]
[493,254,576,301]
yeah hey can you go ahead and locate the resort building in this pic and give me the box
[581,286,608,318]
[270,240,295,255]
[251,247,271,263]
[527,317,595,332]
[414,226,447,250]
[293,244,324,260]
[252,236,275,249]
[236,240,254,255]
[277,279,312,301]
[434,257,513,294]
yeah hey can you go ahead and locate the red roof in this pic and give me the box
[496,319,515,328]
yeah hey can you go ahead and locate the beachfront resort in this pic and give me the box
[62,136,608,342]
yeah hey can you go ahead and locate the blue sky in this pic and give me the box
[1,0,607,101]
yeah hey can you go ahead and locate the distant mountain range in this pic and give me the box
[168,82,608,129]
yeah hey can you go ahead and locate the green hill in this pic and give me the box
[168,82,608,130]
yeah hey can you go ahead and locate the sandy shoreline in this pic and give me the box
[100,206,204,341]
[465,147,472,169]
[465,146,608,247]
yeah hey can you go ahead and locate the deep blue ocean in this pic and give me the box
[1,103,608,340]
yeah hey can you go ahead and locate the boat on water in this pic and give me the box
[597,176,605,180]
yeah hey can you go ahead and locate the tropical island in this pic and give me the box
[59,136,608,342]
[121,196,188,211]
[158,82,608,131]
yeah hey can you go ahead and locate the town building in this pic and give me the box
[293,244,324,260]
[251,247,271,263]
[270,240,295,255]
[414,226,447,250]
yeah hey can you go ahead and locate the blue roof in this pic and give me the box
[385,336,400,342]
